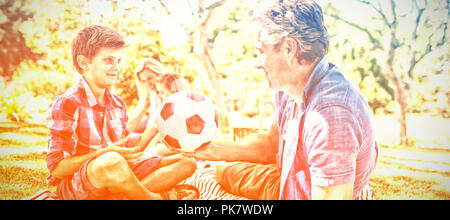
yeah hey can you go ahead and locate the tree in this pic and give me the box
[326,0,449,145]
[86,0,185,107]
[157,0,227,119]
[0,0,43,80]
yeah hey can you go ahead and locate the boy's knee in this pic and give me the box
[88,152,131,187]
[94,152,127,171]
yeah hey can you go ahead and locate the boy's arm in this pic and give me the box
[50,148,107,179]
[50,138,141,179]
[47,96,141,179]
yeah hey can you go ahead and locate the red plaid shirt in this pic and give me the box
[46,78,129,185]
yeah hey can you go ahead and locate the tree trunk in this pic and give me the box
[384,14,410,146]
[196,9,225,132]
[157,0,227,131]
[395,84,409,146]
[386,68,409,146]
[196,43,223,116]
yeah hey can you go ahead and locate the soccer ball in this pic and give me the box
[156,90,219,153]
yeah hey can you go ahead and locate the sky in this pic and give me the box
[157,0,381,46]
[81,0,447,51]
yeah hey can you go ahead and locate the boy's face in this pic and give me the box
[83,47,125,90]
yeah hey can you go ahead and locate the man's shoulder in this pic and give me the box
[308,66,363,111]
[305,65,372,128]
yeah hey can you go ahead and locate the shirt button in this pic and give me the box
[329,179,334,185]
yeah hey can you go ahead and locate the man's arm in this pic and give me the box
[312,182,354,200]
[305,106,361,200]
[186,122,279,164]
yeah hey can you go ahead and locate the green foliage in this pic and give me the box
[327,31,396,114]
[0,0,43,80]
[0,0,448,125]
[206,1,272,116]
[324,1,449,116]
[0,62,72,123]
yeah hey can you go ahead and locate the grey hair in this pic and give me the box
[250,0,329,63]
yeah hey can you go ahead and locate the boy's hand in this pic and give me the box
[104,137,144,164]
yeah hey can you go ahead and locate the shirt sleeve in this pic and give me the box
[46,96,79,173]
[303,105,361,187]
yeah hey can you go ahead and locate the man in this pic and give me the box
[46,25,196,200]
[185,0,378,200]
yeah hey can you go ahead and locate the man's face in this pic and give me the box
[84,47,125,90]
[254,28,289,91]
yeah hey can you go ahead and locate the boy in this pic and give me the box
[46,25,196,200]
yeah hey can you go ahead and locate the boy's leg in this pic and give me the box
[87,151,163,200]
[140,154,196,192]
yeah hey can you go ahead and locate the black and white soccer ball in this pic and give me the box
[156,90,219,153]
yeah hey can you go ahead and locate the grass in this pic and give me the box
[370,144,450,199]
[0,122,54,200]
[0,116,449,200]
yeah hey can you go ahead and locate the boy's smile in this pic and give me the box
[83,47,125,92]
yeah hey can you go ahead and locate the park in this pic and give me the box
[0,0,449,200]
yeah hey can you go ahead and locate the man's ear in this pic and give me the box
[284,37,299,64]
[77,55,89,71]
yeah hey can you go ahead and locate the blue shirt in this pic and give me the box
[275,57,378,199]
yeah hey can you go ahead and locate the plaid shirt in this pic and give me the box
[46,77,129,185]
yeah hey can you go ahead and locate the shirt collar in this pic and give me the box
[108,89,124,108]
[79,77,123,108]
[79,77,98,107]
[302,56,328,106]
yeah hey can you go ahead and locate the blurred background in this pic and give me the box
[0,0,448,147]
[1,0,448,147]
[0,0,448,199]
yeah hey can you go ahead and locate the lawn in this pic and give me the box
[0,118,449,200]
[0,122,54,199]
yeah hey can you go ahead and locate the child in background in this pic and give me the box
[142,73,190,156]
